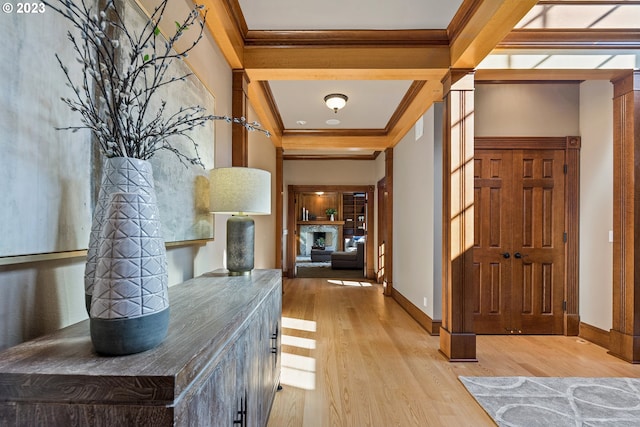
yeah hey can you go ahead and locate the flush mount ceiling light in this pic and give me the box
[324,93,348,113]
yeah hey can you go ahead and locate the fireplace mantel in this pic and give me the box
[297,221,345,226]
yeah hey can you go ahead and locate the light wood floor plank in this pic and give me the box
[268,277,640,426]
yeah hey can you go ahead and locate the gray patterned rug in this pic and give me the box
[459,376,640,426]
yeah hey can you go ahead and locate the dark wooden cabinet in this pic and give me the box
[0,269,282,427]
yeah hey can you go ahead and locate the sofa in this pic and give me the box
[331,242,364,270]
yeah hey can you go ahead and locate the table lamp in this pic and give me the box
[210,167,271,275]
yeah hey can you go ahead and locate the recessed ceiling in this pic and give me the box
[271,80,413,130]
[238,0,463,30]
[237,0,463,147]
[211,0,640,157]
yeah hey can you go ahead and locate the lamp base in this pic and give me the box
[228,270,251,276]
[226,215,255,276]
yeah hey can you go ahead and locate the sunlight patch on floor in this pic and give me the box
[327,279,373,287]
[280,316,318,390]
[282,316,317,332]
[282,334,316,350]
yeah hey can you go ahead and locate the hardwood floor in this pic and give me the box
[267,277,640,427]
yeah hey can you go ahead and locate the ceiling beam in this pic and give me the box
[199,0,245,69]
[449,0,538,69]
[388,80,444,146]
[243,46,451,81]
[281,133,390,151]
[246,80,283,146]
[475,68,630,81]
[499,29,640,50]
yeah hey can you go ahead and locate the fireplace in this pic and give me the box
[299,224,339,256]
[312,232,326,248]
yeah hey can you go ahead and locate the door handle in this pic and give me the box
[502,252,510,259]
[514,252,524,259]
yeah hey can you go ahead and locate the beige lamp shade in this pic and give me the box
[210,167,271,215]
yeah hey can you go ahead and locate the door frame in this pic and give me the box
[377,177,387,285]
[475,136,581,335]
[286,185,375,279]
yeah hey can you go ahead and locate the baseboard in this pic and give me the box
[391,288,441,335]
[579,322,609,350]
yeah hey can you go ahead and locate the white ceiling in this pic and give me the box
[271,80,413,130]
[238,0,463,30]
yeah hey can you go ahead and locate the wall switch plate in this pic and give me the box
[609,230,613,243]
[423,297,428,307]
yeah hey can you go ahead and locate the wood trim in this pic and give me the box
[246,81,283,147]
[0,240,212,267]
[199,0,244,69]
[449,0,538,69]
[283,129,387,138]
[259,82,284,134]
[475,69,630,82]
[276,148,283,270]
[225,0,248,38]
[286,189,297,277]
[392,288,441,335]
[475,136,568,150]
[281,133,390,151]
[499,29,640,50]
[232,70,249,167]
[244,29,450,47]
[384,148,394,297]
[579,322,610,351]
[447,0,482,47]
[385,81,426,133]
[440,70,476,362]
[283,153,379,161]
[365,187,375,280]
[565,136,581,336]
[242,46,451,81]
[289,185,373,194]
[610,70,640,363]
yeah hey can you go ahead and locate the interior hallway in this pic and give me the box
[267,277,640,427]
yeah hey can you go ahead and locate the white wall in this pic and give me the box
[0,0,238,351]
[579,81,614,331]
[248,104,277,269]
[475,83,580,136]
[393,106,439,319]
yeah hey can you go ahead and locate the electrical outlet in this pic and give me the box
[423,297,428,307]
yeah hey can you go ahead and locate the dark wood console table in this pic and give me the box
[0,269,282,426]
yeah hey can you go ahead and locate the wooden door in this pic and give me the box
[511,150,565,334]
[473,149,565,334]
[473,150,514,333]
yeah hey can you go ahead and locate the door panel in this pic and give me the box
[512,150,565,334]
[473,150,513,334]
[473,148,565,335]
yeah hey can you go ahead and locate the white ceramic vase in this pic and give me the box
[89,191,169,355]
[84,157,156,312]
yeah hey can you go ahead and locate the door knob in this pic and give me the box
[514,252,522,259]
[502,252,510,259]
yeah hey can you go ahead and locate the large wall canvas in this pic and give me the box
[0,0,214,258]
